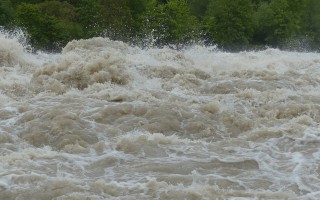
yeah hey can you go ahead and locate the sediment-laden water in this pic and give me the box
[0,31,320,200]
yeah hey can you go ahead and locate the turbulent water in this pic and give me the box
[0,31,320,200]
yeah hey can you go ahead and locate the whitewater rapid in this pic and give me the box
[0,31,320,200]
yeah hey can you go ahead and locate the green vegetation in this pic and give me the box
[15,1,82,50]
[0,0,319,51]
[143,0,199,46]
[0,0,15,27]
[204,0,254,50]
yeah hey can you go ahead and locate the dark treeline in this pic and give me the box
[1,0,320,51]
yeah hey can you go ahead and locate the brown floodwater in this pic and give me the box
[0,31,320,200]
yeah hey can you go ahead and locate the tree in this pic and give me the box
[77,0,105,38]
[125,0,157,40]
[0,0,15,27]
[166,0,200,44]
[204,0,254,50]
[157,0,167,3]
[254,0,303,48]
[143,0,200,47]
[7,0,319,51]
[301,0,320,50]
[15,2,82,50]
[187,0,209,20]
[11,0,45,5]
[99,0,133,41]
[39,0,78,21]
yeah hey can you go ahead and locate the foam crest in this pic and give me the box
[33,39,131,92]
[0,30,26,67]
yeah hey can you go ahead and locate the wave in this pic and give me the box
[0,31,320,199]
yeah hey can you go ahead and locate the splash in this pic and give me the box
[0,31,320,199]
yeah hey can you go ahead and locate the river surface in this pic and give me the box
[0,31,320,200]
